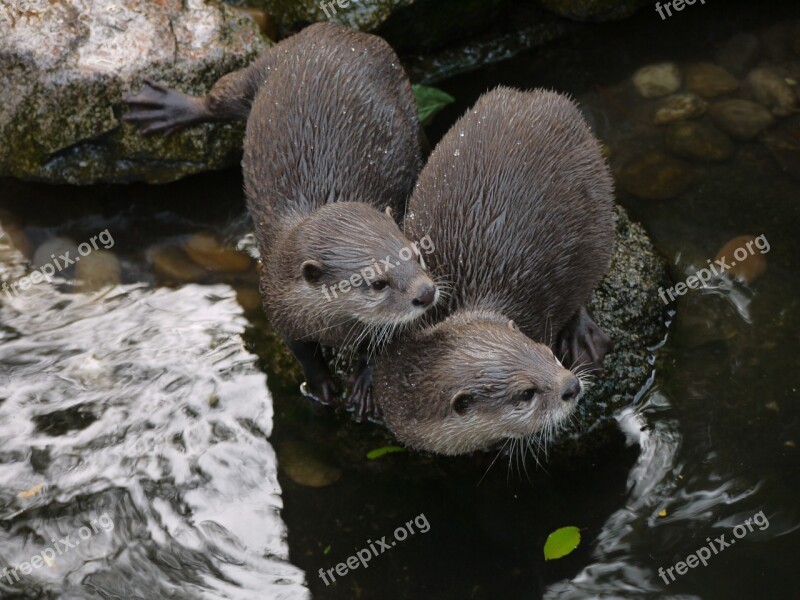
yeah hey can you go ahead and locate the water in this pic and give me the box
[1,1,799,598]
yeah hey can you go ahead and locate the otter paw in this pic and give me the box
[346,364,383,423]
[300,377,340,407]
[557,308,612,375]
[122,81,205,136]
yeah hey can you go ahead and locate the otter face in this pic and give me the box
[382,317,583,456]
[295,203,438,339]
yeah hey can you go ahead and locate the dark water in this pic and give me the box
[1,1,799,598]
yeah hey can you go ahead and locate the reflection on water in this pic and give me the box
[0,244,308,598]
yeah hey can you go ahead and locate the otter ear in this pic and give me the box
[451,391,474,416]
[508,320,519,332]
[301,260,325,284]
[384,206,394,220]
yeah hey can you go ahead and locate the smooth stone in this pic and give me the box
[0,211,32,258]
[235,286,262,312]
[761,115,800,180]
[32,237,79,276]
[708,99,776,140]
[185,232,253,273]
[75,250,122,292]
[147,246,208,283]
[714,33,761,78]
[684,62,739,98]
[664,121,734,162]
[746,68,797,117]
[278,441,341,488]
[632,63,682,99]
[654,93,708,124]
[714,235,768,284]
[758,21,795,63]
[619,151,696,200]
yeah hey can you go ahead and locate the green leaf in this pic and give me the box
[323,545,332,555]
[413,85,455,127]
[543,526,581,561]
[366,445,406,460]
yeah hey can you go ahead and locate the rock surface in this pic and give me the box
[708,99,776,140]
[0,0,268,184]
[664,120,734,162]
[538,0,650,21]
[654,93,708,124]
[684,62,739,98]
[618,151,696,200]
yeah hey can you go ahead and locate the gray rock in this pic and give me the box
[684,62,739,98]
[665,120,734,162]
[618,151,696,200]
[0,0,268,184]
[654,93,708,124]
[746,67,797,117]
[715,33,761,78]
[708,99,776,140]
[632,63,682,99]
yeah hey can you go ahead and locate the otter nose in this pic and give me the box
[560,376,582,402]
[412,283,436,308]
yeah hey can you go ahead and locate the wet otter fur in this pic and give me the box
[374,87,616,455]
[124,23,437,414]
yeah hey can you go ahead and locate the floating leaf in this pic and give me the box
[366,445,406,460]
[658,509,668,518]
[413,85,455,127]
[18,483,45,499]
[543,526,581,561]
[323,545,332,555]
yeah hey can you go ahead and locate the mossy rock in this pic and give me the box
[0,0,269,184]
[537,0,651,21]
[227,0,507,52]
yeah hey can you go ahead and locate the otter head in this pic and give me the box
[290,202,438,337]
[376,311,583,456]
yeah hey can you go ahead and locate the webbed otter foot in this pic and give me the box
[122,81,210,136]
[287,339,340,406]
[557,306,612,375]
[346,358,383,423]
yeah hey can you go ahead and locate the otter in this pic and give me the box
[374,87,616,455]
[123,23,438,417]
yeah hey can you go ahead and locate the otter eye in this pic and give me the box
[371,280,388,291]
[513,388,538,404]
[451,392,473,416]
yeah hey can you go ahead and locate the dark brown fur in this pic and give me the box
[374,88,615,455]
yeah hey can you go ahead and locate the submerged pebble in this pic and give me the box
[664,120,734,161]
[708,99,776,140]
[654,93,708,124]
[684,62,739,98]
[619,151,696,200]
[278,441,341,488]
[185,232,253,273]
[632,63,682,98]
[76,250,122,292]
[746,68,797,117]
[714,235,768,284]
[32,237,79,277]
[761,115,800,180]
[147,246,209,283]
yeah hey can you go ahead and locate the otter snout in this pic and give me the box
[559,374,583,403]
[411,281,437,308]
